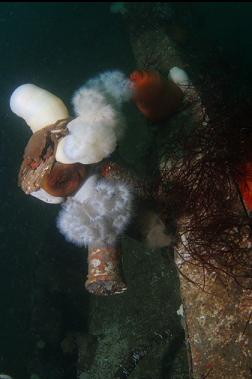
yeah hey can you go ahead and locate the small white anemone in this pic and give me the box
[168,67,191,92]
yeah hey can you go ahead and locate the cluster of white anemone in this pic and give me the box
[9,70,133,204]
[10,70,133,165]
[9,67,189,246]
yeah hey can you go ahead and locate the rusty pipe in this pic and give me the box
[85,244,127,296]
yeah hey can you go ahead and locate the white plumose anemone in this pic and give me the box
[58,117,117,164]
[57,175,133,247]
[10,84,69,133]
[83,70,133,106]
[55,70,131,165]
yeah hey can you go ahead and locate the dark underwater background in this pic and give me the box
[0,3,134,377]
[1,3,252,379]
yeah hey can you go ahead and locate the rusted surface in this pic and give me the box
[175,194,252,378]
[18,119,69,194]
[176,246,252,379]
[129,23,252,378]
[85,245,127,296]
[101,161,152,200]
[129,27,185,73]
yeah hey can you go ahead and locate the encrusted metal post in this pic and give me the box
[85,245,127,296]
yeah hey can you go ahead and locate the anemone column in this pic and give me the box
[85,244,127,296]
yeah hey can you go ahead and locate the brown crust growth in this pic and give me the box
[18,119,69,194]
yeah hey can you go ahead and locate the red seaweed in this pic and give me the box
[157,73,252,288]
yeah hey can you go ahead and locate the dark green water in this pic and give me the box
[0,3,135,378]
[1,3,252,379]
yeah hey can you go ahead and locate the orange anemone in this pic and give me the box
[130,70,183,122]
[41,162,87,197]
[237,162,252,211]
